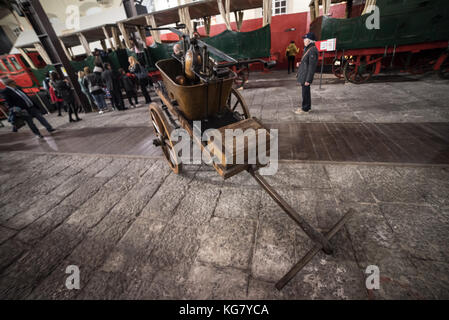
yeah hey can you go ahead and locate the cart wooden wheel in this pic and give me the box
[150,104,182,174]
[343,56,375,84]
[226,88,251,120]
[332,57,345,79]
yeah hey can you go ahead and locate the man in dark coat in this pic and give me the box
[102,63,125,111]
[295,32,319,114]
[0,77,55,138]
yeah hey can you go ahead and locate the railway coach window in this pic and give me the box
[2,58,14,72]
[10,57,23,71]
[0,61,7,73]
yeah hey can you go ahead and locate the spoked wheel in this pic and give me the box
[149,104,182,174]
[332,57,345,79]
[438,53,449,79]
[233,66,249,89]
[343,56,375,84]
[226,88,251,120]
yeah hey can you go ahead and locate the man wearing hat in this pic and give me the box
[295,32,319,114]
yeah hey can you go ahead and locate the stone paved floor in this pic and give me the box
[0,71,448,299]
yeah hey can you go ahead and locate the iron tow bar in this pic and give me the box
[247,166,334,255]
[276,208,355,290]
[247,167,355,289]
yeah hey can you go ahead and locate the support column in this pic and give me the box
[263,0,272,27]
[346,0,353,18]
[17,48,37,69]
[146,14,161,44]
[225,0,230,29]
[59,39,72,61]
[20,0,89,112]
[100,39,108,52]
[68,47,75,59]
[234,11,244,32]
[77,32,92,56]
[314,0,320,18]
[118,22,131,49]
[217,0,231,30]
[136,26,148,48]
[33,42,51,64]
[178,6,193,36]
[203,16,211,37]
[310,4,316,22]
[362,0,377,14]
[102,26,115,50]
[323,0,331,15]
[111,26,123,49]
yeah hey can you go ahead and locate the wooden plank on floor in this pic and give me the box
[358,123,402,163]
[336,123,373,162]
[307,122,332,161]
[372,123,425,163]
[400,123,449,164]
[324,123,358,162]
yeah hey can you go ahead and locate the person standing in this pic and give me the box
[102,63,125,111]
[78,71,96,111]
[286,41,299,74]
[128,56,152,104]
[119,68,138,108]
[42,71,51,100]
[51,72,81,122]
[295,32,319,114]
[84,67,108,114]
[49,75,64,116]
[0,77,55,138]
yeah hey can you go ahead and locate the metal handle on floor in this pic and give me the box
[247,166,334,255]
[275,208,355,290]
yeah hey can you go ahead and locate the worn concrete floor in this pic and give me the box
[0,71,448,299]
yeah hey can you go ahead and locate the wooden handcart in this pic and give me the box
[149,30,354,290]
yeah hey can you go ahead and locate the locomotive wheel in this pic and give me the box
[332,58,345,79]
[438,54,449,79]
[227,88,251,120]
[233,66,249,89]
[149,104,182,174]
[343,57,375,84]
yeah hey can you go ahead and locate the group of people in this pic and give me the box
[285,32,319,114]
[43,71,82,122]
[1,32,318,138]
[76,55,153,115]
[0,53,154,138]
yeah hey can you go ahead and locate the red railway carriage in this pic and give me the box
[0,52,45,93]
[0,52,47,121]
[310,0,449,83]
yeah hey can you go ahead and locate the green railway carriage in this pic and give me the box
[310,0,449,83]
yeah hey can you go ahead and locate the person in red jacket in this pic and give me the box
[48,73,64,116]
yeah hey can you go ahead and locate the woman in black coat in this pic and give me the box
[128,56,152,104]
[51,72,81,122]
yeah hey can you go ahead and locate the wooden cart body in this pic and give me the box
[149,55,354,290]
[157,59,235,120]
